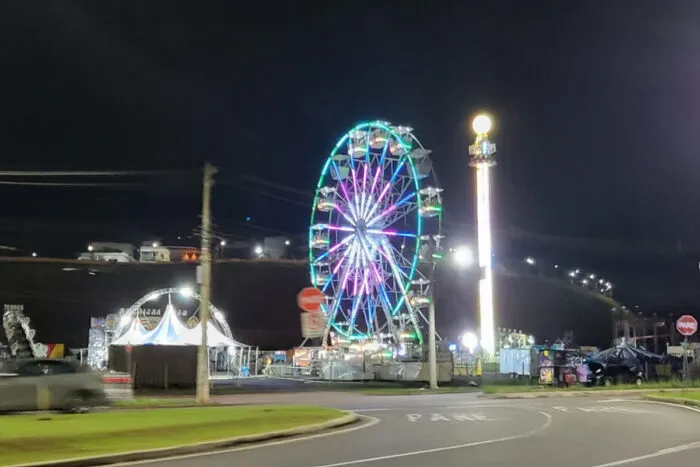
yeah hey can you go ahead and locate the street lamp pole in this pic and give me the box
[428,287,438,390]
[469,115,497,357]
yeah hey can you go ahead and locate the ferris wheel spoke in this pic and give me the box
[366,191,417,228]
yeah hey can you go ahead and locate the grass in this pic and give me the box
[112,397,200,408]
[646,390,700,402]
[0,405,345,466]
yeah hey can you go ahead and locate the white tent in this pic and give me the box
[111,304,233,347]
[110,317,149,346]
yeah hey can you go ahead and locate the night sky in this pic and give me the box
[2,2,700,314]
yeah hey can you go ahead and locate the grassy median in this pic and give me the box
[646,390,700,403]
[0,405,345,466]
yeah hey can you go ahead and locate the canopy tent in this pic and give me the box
[111,316,149,346]
[111,304,233,347]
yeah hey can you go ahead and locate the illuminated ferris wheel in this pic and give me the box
[309,121,443,345]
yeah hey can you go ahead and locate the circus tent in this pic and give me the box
[111,304,232,347]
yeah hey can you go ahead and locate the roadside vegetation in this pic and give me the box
[0,405,345,466]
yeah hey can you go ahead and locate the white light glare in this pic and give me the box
[472,115,492,135]
[220,240,226,246]
[152,242,159,248]
[461,331,479,353]
[285,239,291,246]
[179,287,193,297]
[453,245,474,267]
[213,310,224,321]
[87,245,94,252]
[31,252,38,258]
[254,245,263,255]
[525,256,535,265]
[119,313,131,327]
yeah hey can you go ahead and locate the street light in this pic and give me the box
[31,252,37,258]
[469,113,497,357]
[525,256,536,266]
[461,331,479,353]
[253,245,264,257]
[87,244,94,252]
[220,240,226,247]
[453,245,474,267]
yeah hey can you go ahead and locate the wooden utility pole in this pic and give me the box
[196,162,217,404]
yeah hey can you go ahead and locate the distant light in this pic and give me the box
[179,287,193,297]
[599,278,605,284]
[220,240,226,246]
[285,239,291,246]
[472,114,492,135]
[525,256,536,266]
[31,252,37,258]
[554,264,559,269]
[245,216,252,222]
[453,245,474,267]
[152,242,159,248]
[461,331,479,353]
[528,335,535,345]
[87,245,94,252]
[575,269,581,274]
[589,274,596,280]
[254,245,263,256]
[448,343,457,352]
[568,271,576,277]
[582,279,589,285]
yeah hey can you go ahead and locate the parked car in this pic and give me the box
[0,359,109,413]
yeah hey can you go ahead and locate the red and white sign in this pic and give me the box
[676,315,698,337]
[297,287,326,313]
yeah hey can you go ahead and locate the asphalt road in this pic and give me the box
[122,393,700,467]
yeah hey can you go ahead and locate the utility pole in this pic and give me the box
[196,162,217,404]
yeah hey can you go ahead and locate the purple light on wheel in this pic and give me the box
[325,224,354,232]
[369,166,382,195]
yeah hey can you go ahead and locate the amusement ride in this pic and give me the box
[309,120,443,356]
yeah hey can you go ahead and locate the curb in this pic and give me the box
[6,413,360,467]
[482,388,691,399]
[642,394,700,408]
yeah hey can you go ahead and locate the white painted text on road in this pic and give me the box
[406,413,500,422]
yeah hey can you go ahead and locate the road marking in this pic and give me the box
[632,399,700,414]
[589,441,700,467]
[110,414,382,466]
[553,406,569,412]
[406,413,499,422]
[310,411,553,467]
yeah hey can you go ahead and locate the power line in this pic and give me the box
[0,170,186,177]
[0,181,148,187]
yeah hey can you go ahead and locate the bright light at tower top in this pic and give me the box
[472,114,492,135]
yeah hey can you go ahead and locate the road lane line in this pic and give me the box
[631,399,700,414]
[111,414,382,466]
[309,411,553,467]
[589,441,700,467]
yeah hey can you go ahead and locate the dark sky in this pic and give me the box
[2,2,700,309]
